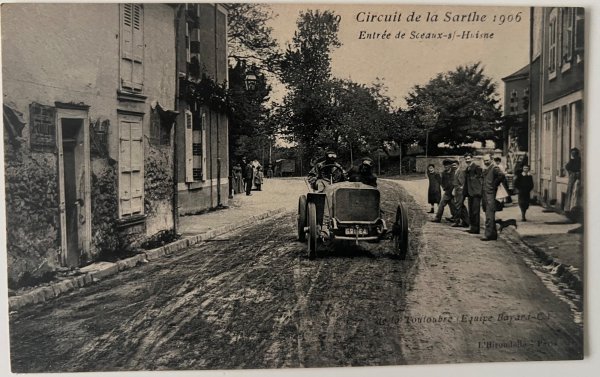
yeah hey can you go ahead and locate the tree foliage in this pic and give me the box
[405,62,502,148]
[226,4,279,163]
[277,10,341,158]
[227,3,281,73]
[228,61,272,162]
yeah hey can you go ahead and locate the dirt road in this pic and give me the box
[9,180,425,372]
[8,179,582,372]
[397,178,583,364]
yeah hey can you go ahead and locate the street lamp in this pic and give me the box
[244,65,258,91]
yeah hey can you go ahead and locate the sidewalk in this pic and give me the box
[178,177,306,236]
[391,178,583,290]
[9,178,306,311]
[498,200,583,274]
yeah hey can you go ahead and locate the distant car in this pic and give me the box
[297,166,409,259]
[275,159,296,177]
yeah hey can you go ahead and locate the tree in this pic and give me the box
[227,3,281,73]
[226,4,280,164]
[405,62,502,149]
[228,61,272,163]
[277,10,342,158]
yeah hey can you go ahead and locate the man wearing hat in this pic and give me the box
[432,159,456,222]
[348,157,377,187]
[307,149,347,192]
[451,159,470,228]
[464,152,483,234]
[481,153,505,241]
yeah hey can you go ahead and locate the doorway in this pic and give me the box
[61,119,84,266]
[57,110,91,268]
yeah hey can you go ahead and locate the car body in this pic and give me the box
[297,180,408,259]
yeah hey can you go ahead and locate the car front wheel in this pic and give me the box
[307,202,318,259]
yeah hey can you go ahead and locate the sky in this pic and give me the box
[267,4,530,108]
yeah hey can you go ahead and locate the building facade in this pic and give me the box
[2,3,178,286]
[529,7,584,209]
[501,65,529,173]
[175,3,230,215]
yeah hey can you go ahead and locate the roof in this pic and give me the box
[501,64,529,82]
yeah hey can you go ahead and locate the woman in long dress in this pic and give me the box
[565,148,582,233]
[426,164,442,214]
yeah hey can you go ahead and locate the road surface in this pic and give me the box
[8,179,582,372]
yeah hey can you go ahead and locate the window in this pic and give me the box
[542,111,554,174]
[29,102,56,150]
[522,88,529,111]
[561,8,574,68]
[574,8,584,57]
[529,115,537,172]
[149,107,172,146]
[548,9,558,78]
[186,4,201,79]
[119,114,144,217]
[120,4,144,93]
[184,109,207,182]
[558,106,571,177]
[509,90,518,114]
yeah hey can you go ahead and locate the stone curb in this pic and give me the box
[8,207,288,312]
[500,226,583,294]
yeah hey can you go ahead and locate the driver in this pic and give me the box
[307,150,347,192]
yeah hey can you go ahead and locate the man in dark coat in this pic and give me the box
[307,150,347,192]
[481,154,505,241]
[451,160,469,228]
[514,164,534,221]
[241,157,254,196]
[464,153,483,234]
[348,157,377,187]
[432,159,456,222]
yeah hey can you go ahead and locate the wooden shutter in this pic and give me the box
[574,8,584,52]
[130,120,143,213]
[119,119,132,216]
[119,117,144,216]
[121,4,143,92]
[201,113,207,180]
[131,4,143,91]
[185,110,194,182]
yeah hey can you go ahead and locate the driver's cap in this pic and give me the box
[325,150,337,159]
[361,157,373,166]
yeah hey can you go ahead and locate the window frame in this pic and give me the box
[118,113,144,218]
[561,8,574,72]
[548,8,558,80]
[120,3,144,94]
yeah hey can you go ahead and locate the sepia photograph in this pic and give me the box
[0,1,596,376]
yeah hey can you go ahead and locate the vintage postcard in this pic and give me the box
[0,2,589,375]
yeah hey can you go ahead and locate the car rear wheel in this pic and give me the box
[393,203,409,259]
[307,202,318,259]
[297,195,307,242]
